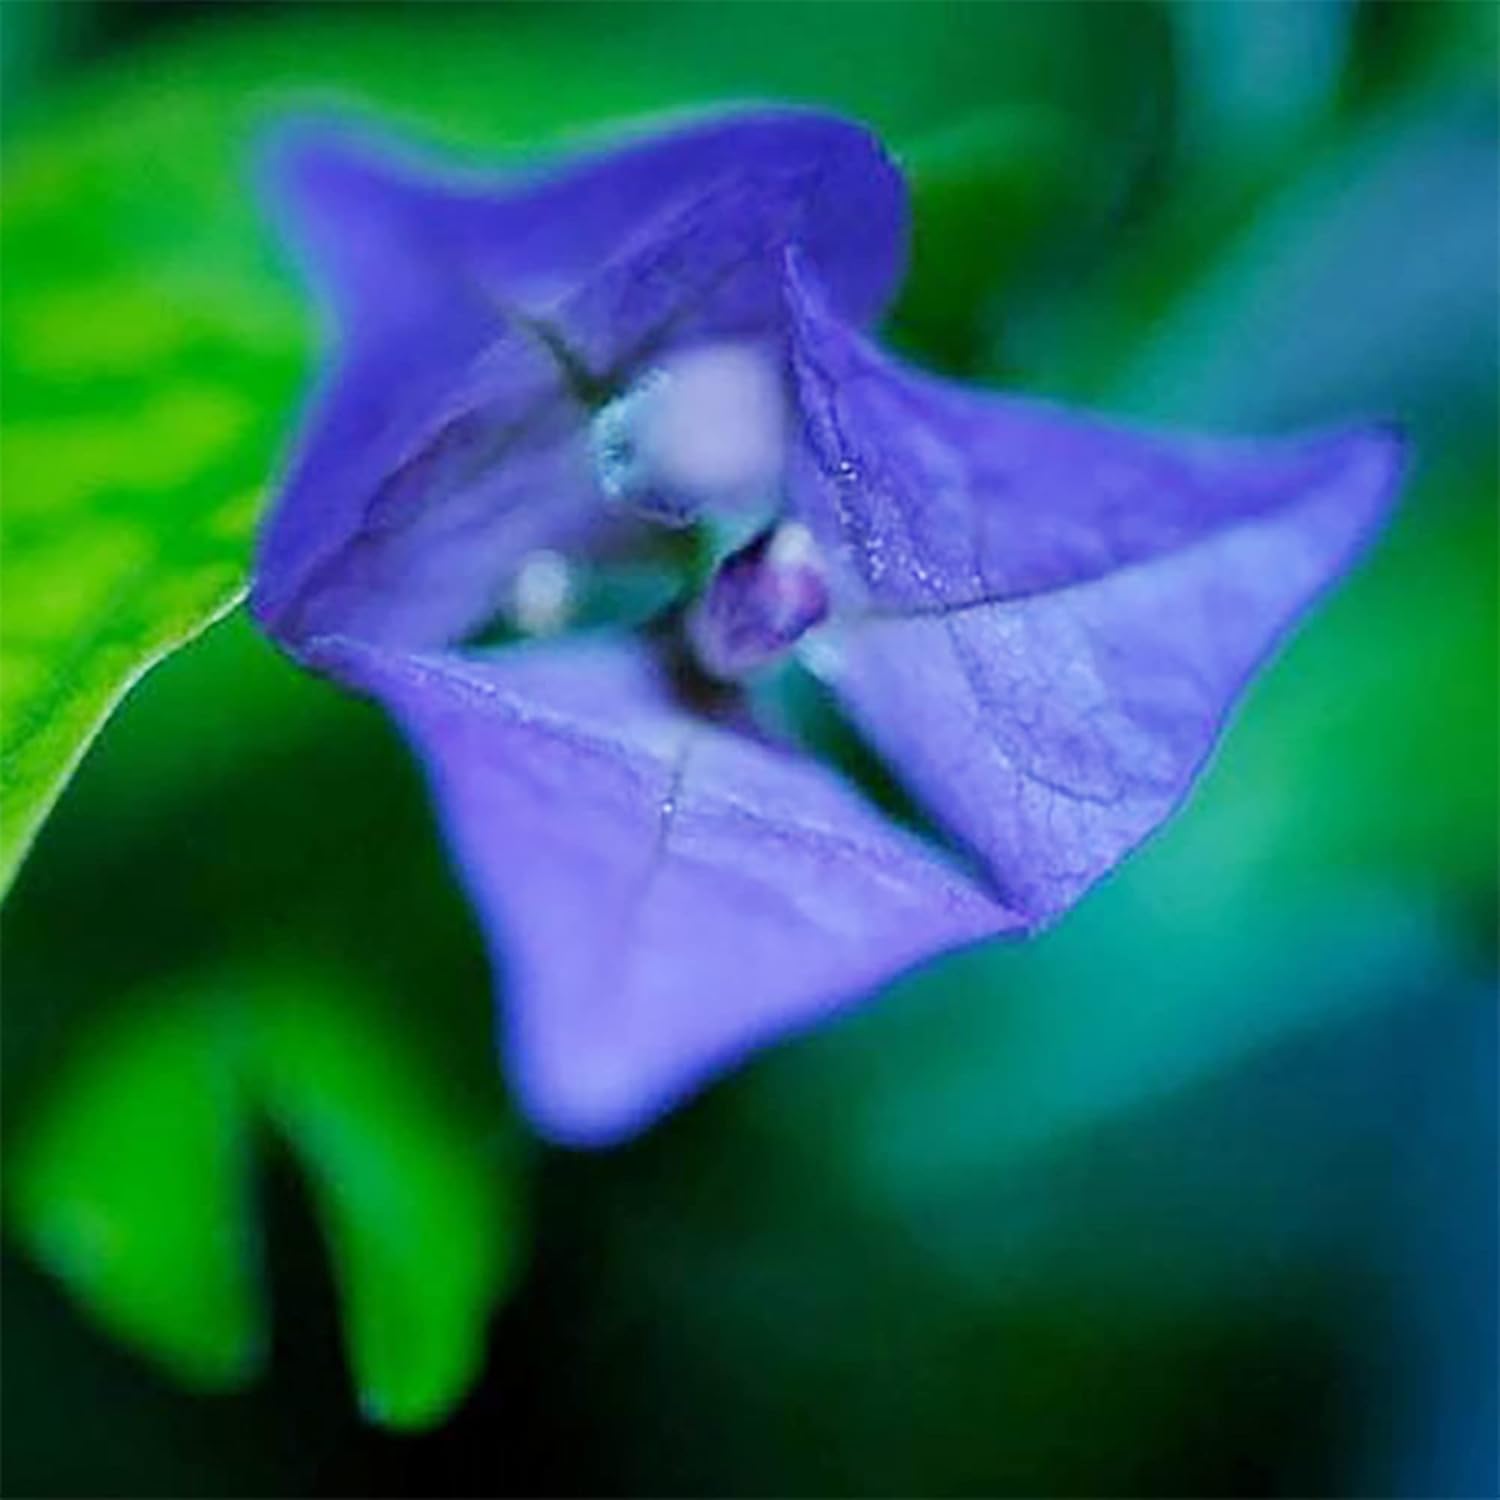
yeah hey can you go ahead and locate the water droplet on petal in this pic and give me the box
[799,631,845,684]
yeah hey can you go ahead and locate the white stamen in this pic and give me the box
[589,343,785,520]
[766,520,820,571]
[510,549,574,634]
[590,369,671,506]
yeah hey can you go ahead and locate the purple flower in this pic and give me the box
[252,110,1405,1143]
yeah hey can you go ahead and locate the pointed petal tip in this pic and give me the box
[256,120,421,262]
[1361,416,1414,496]
[252,119,387,311]
[254,116,360,224]
[253,115,400,211]
[1332,415,1411,482]
[503,902,1016,1152]
[252,117,463,328]
[1320,415,1412,545]
[509,1053,675,1151]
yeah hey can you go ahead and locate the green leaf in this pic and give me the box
[5,990,258,1390]
[0,0,87,119]
[0,127,308,896]
[1096,98,1499,434]
[250,975,523,1429]
[6,964,525,1429]
[1168,0,1353,172]
[1018,93,1498,436]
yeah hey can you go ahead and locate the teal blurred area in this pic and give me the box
[1,2,1495,1495]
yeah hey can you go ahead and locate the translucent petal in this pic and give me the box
[312,634,1013,1143]
[785,259,1406,921]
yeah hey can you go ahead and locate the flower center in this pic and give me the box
[584,344,827,679]
[589,343,785,527]
[687,522,831,680]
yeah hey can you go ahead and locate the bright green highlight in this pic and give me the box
[5,993,258,1389]
[0,123,308,895]
[6,966,524,1429]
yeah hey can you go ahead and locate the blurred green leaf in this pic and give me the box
[1162,461,1498,905]
[6,964,525,1429]
[1169,0,1354,172]
[250,976,521,1430]
[1017,93,1498,436]
[1098,98,1499,434]
[0,0,86,120]
[1346,0,1500,113]
[4,991,258,1390]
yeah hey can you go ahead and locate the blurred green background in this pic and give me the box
[1,2,1495,1495]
